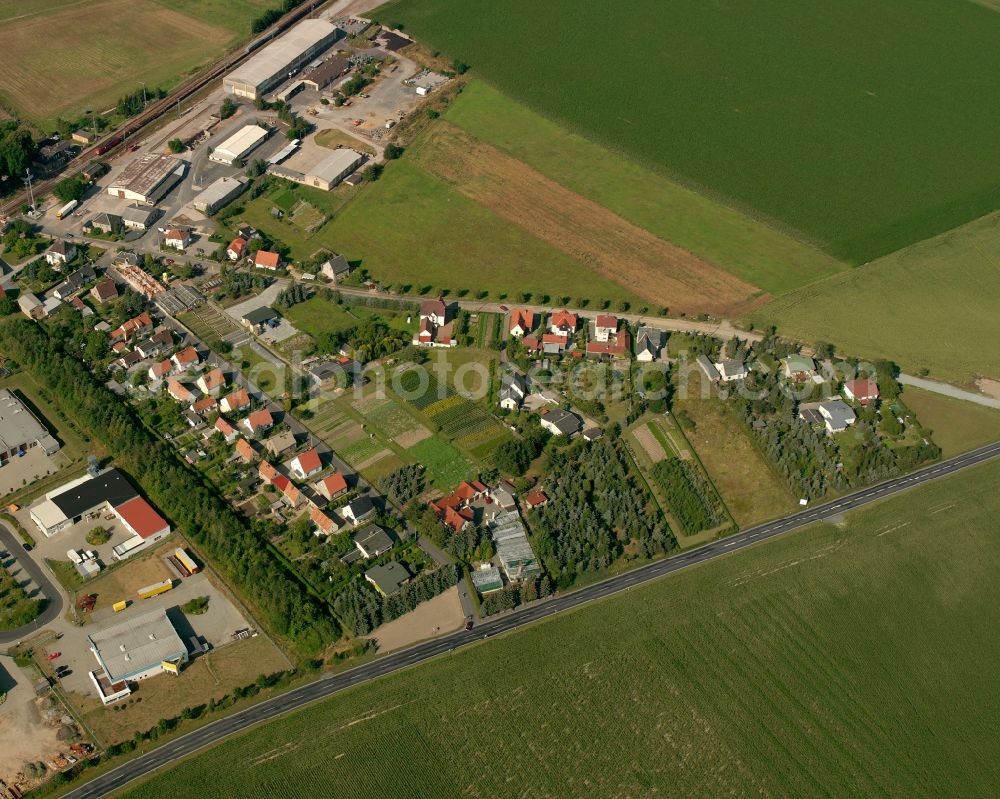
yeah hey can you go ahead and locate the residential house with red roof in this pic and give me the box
[843,378,879,405]
[311,505,342,536]
[254,250,281,271]
[147,359,173,381]
[258,460,279,483]
[523,490,548,509]
[166,379,195,404]
[289,448,322,480]
[90,277,118,304]
[549,310,577,335]
[226,237,247,261]
[508,308,535,338]
[220,388,251,415]
[283,482,303,508]
[214,417,238,443]
[414,298,455,348]
[315,471,348,500]
[236,437,256,465]
[241,408,273,438]
[586,329,631,360]
[594,314,618,343]
[111,312,153,343]
[196,367,225,396]
[191,396,218,416]
[171,346,200,371]
[163,229,191,251]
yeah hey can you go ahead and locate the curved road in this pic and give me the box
[0,523,64,645]
[62,439,1000,798]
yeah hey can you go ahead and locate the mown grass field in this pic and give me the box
[445,82,848,295]
[320,159,645,307]
[899,386,1000,458]
[118,458,1000,797]
[748,209,1000,384]
[675,399,798,527]
[0,0,271,128]
[376,0,1000,264]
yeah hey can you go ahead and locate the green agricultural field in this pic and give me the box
[118,458,1000,797]
[377,0,1000,263]
[748,210,1000,384]
[445,82,848,294]
[0,0,270,128]
[318,159,645,306]
[404,436,472,490]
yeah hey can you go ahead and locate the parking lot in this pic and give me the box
[0,448,64,497]
[42,560,253,701]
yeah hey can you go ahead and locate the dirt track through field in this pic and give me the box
[413,124,767,315]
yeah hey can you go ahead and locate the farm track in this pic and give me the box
[412,124,767,316]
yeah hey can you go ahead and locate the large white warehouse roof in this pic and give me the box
[210,125,269,164]
[227,19,339,91]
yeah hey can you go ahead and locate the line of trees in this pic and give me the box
[0,318,338,653]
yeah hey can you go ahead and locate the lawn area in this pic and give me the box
[236,183,357,262]
[748,209,1000,384]
[117,458,1000,798]
[231,345,285,396]
[318,159,646,307]
[0,0,269,128]
[444,81,848,295]
[406,436,473,490]
[673,399,798,527]
[283,296,415,341]
[898,386,1000,458]
[376,0,1000,264]
[0,563,44,630]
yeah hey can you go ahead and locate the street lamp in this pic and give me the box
[23,169,36,215]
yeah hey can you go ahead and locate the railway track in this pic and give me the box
[4,0,327,212]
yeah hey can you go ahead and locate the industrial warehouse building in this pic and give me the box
[306,149,364,190]
[0,389,60,466]
[223,19,343,100]
[107,154,186,204]
[29,469,171,559]
[193,175,247,213]
[88,608,188,704]
[209,125,270,165]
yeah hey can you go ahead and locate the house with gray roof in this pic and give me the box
[539,407,582,437]
[365,561,411,597]
[818,398,857,434]
[353,523,394,558]
[635,327,665,362]
[499,372,527,411]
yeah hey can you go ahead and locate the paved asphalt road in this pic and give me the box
[0,523,64,646]
[59,438,1000,798]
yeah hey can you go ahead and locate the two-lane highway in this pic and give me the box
[61,439,1000,798]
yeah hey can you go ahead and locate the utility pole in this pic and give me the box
[23,170,36,215]
[141,82,147,107]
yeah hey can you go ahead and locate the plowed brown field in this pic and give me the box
[412,124,768,315]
